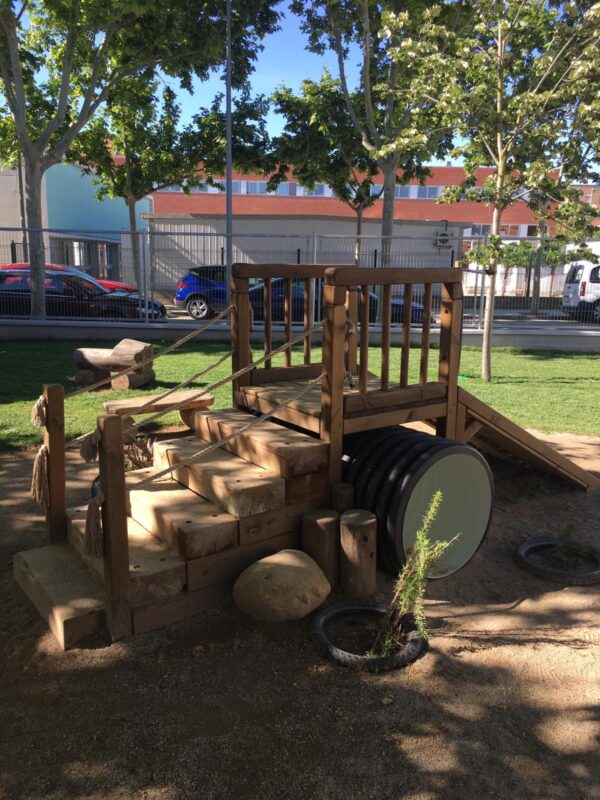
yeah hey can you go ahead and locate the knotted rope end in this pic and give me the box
[31,395,47,428]
[31,445,50,508]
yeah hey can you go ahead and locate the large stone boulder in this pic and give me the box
[233,549,331,622]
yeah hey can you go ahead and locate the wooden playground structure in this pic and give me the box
[14,263,599,650]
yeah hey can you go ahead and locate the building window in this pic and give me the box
[469,224,491,236]
[304,183,326,196]
[395,185,410,199]
[247,181,268,195]
[416,185,443,199]
[500,224,520,236]
[526,225,538,237]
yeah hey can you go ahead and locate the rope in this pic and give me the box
[31,395,47,427]
[65,305,233,399]
[132,371,327,489]
[84,487,104,557]
[30,445,49,507]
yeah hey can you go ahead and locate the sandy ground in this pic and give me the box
[0,442,599,800]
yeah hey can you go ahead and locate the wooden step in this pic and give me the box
[103,389,214,422]
[191,408,329,477]
[67,508,186,606]
[13,545,105,650]
[153,437,285,518]
[125,471,239,560]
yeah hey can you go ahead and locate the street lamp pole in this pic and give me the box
[225,0,233,306]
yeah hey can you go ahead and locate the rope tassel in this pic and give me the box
[30,395,47,428]
[30,445,50,508]
[85,487,105,557]
[80,429,101,463]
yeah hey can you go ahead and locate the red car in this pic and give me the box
[0,263,136,293]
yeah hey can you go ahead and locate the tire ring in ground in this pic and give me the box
[310,601,425,671]
[514,538,600,586]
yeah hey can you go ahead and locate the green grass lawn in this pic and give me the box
[0,339,598,451]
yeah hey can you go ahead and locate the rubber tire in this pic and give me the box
[514,538,600,586]
[310,601,425,671]
[186,295,211,320]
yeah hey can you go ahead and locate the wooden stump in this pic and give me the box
[110,368,155,391]
[331,482,354,514]
[75,368,111,387]
[301,509,340,587]
[340,509,377,599]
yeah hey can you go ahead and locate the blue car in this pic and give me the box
[175,267,426,324]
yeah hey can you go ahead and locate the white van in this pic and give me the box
[562,261,600,322]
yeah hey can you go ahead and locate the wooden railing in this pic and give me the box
[231,262,464,483]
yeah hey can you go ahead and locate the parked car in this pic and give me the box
[0,266,166,320]
[175,268,427,324]
[561,261,600,323]
[0,262,136,293]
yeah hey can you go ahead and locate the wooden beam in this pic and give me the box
[231,275,251,405]
[43,384,67,544]
[344,382,447,414]
[325,266,462,287]
[321,299,347,484]
[343,402,448,434]
[419,283,433,384]
[98,414,132,642]
[463,419,483,443]
[381,285,391,391]
[436,280,463,439]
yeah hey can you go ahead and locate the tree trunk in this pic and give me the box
[127,197,142,289]
[24,156,46,319]
[481,203,501,382]
[354,209,363,267]
[530,224,545,317]
[380,165,396,269]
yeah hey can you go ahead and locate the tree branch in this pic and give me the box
[357,0,381,146]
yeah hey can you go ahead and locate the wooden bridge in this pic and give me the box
[14,262,599,650]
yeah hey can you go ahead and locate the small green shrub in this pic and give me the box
[373,491,459,653]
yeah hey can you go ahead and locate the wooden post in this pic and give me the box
[98,414,132,641]
[345,287,358,375]
[339,509,377,598]
[43,384,66,543]
[301,509,340,587]
[231,274,251,407]
[436,279,463,440]
[321,284,347,485]
[331,482,354,514]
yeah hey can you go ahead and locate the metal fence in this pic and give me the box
[0,226,595,328]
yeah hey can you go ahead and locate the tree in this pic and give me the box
[0,0,279,317]
[269,73,383,266]
[292,0,467,268]
[70,79,272,287]
[439,0,599,380]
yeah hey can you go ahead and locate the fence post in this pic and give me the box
[436,275,463,440]
[97,414,132,642]
[231,273,251,407]
[321,282,346,486]
[43,384,67,543]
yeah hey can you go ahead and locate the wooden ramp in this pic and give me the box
[456,388,600,491]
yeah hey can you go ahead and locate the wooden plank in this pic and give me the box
[194,408,329,477]
[264,277,272,368]
[43,384,67,544]
[455,401,467,442]
[103,390,214,417]
[236,389,321,435]
[187,530,300,591]
[239,497,328,546]
[250,364,323,384]
[325,266,461,287]
[436,281,462,439]
[321,299,347,484]
[233,263,353,280]
[67,510,186,606]
[458,387,600,490]
[463,419,483,443]
[286,471,328,504]
[284,277,292,368]
[344,382,447,414]
[154,438,286,518]
[132,581,231,635]
[381,285,391,391]
[359,284,370,394]
[343,401,448,434]
[231,275,251,405]
[302,509,340,587]
[346,286,358,376]
[98,415,132,641]
[400,283,413,387]
[13,545,104,650]
[125,475,239,560]
[304,277,312,365]
[419,283,433,384]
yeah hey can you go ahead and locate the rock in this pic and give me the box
[233,549,331,622]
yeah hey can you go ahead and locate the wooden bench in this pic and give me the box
[74,339,154,390]
[103,389,214,429]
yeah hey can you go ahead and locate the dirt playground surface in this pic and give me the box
[0,442,599,800]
